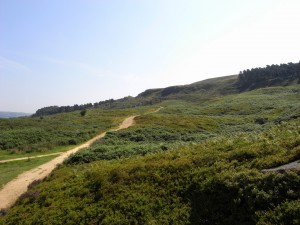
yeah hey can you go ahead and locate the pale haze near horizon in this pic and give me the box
[1,0,300,113]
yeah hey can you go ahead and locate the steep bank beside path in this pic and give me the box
[0,115,137,209]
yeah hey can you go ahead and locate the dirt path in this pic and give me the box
[0,108,164,164]
[151,107,164,113]
[262,160,300,173]
[0,115,137,209]
[0,152,64,164]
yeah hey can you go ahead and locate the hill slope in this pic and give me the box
[1,61,300,224]
[33,61,300,117]
[0,112,31,118]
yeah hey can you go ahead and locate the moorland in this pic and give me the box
[0,62,300,224]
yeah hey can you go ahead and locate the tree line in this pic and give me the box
[238,61,300,91]
[33,99,115,117]
[33,96,161,117]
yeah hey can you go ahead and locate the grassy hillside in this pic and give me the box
[136,75,238,102]
[33,75,238,117]
[0,108,146,155]
[66,85,300,166]
[2,124,299,224]
[1,83,300,224]
[0,155,59,188]
[32,61,300,117]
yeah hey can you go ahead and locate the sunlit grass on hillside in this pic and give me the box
[0,145,77,161]
[2,122,300,224]
[0,107,150,154]
[0,155,58,188]
[0,106,156,188]
[64,85,300,166]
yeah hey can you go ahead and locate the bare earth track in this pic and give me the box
[0,152,63,164]
[0,108,164,164]
[0,115,137,209]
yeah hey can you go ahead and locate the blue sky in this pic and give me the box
[1,0,300,113]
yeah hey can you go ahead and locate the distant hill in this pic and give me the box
[33,61,300,116]
[33,75,238,117]
[137,61,300,99]
[136,75,238,101]
[0,111,31,118]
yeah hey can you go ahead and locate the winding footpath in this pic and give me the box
[0,152,64,164]
[0,115,137,209]
[0,108,164,165]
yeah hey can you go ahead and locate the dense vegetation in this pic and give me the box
[34,102,111,117]
[1,78,300,224]
[0,109,137,154]
[1,119,299,224]
[33,96,160,117]
[238,61,300,91]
